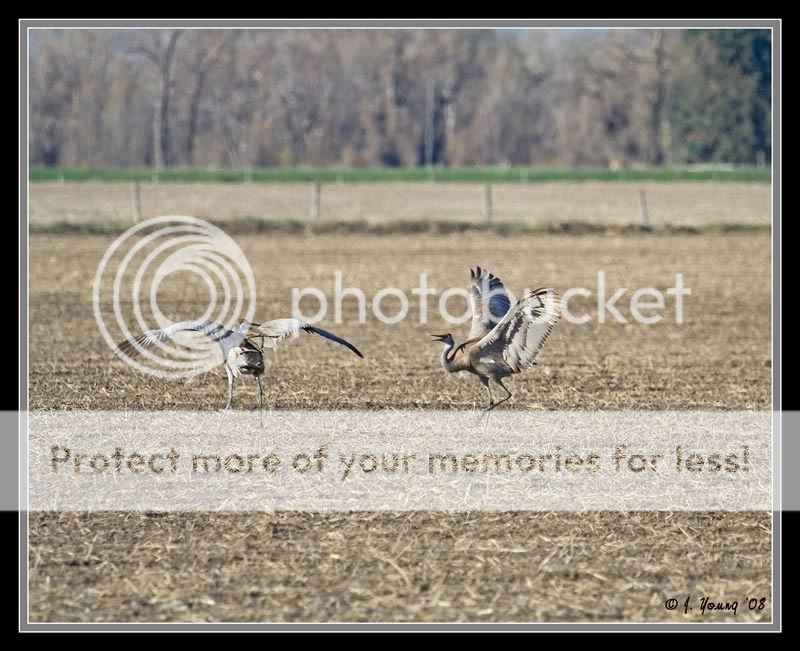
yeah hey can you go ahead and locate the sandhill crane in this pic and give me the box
[116,317,363,411]
[432,267,561,412]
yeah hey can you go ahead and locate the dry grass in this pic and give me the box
[30,231,771,411]
[29,511,771,623]
[28,229,772,623]
[29,181,770,227]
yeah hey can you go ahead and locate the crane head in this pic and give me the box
[431,333,454,346]
[232,318,260,333]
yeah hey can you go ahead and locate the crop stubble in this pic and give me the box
[28,229,772,622]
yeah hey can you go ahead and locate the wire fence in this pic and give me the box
[29,180,771,229]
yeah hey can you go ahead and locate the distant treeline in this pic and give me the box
[29,29,771,170]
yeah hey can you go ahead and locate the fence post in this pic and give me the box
[638,188,650,230]
[484,184,493,222]
[131,181,142,223]
[311,182,321,221]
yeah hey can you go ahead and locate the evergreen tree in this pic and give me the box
[667,29,771,165]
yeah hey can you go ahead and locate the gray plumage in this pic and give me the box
[433,268,561,413]
[116,316,363,412]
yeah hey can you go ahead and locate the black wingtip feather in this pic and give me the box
[304,325,364,359]
[115,334,146,359]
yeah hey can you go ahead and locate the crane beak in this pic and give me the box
[431,334,447,342]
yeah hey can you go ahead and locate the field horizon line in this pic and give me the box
[29,218,771,237]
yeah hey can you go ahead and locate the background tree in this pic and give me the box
[130,30,184,169]
[667,29,771,165]
[29,28,773,169]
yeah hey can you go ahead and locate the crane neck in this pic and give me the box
[441,341,461,371]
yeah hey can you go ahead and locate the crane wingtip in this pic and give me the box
[114,339,139,359]
[345,340,365,358]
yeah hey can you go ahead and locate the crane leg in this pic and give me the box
[481,376,494,410]
[256,374,264,428]
[487,378,512,412]
[469,377,494,427]
[224,365,235,412]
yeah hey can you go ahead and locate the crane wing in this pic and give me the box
[468,266,512,340]
[249,319,364,358]
[115,320,237,358]
[474,288,561,372]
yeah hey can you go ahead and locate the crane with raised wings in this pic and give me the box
[116,317,363,411]
[432,267,560,412]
